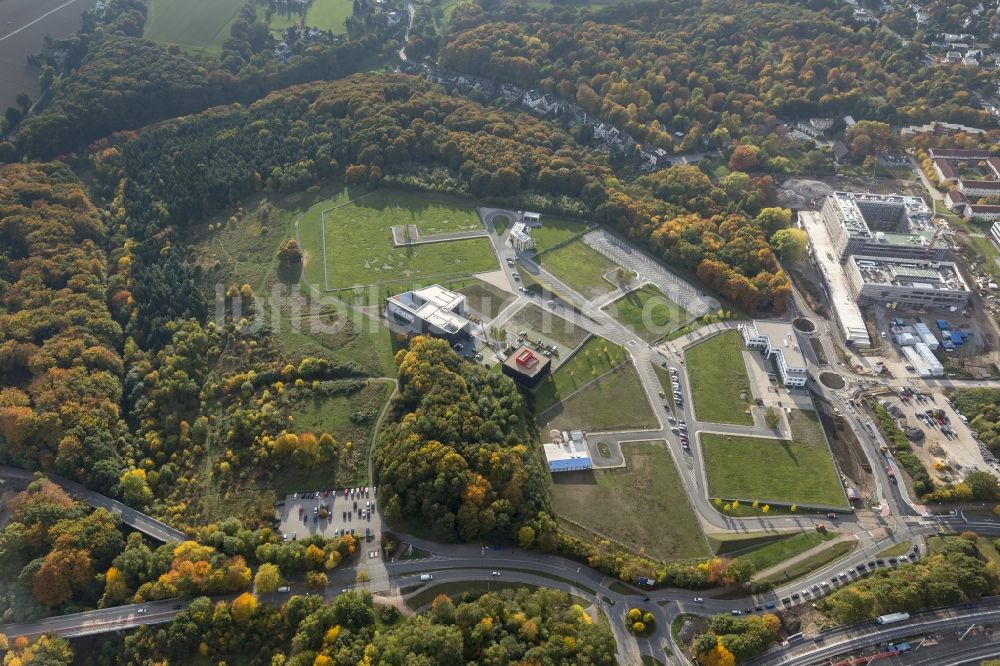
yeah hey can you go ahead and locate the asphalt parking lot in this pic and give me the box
[275,486,381,545]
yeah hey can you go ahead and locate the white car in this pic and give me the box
[491,571,501,576]
[137,608,148,615]
[693,597,704,602]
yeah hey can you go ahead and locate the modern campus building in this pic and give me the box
[385,284,470,342]
[507,210,543,252]
[543,430,593,473]
[738,320,808,387]
[508,221,536,252]
[501,345,551,388]
[819,192,947,261]
[845,256,971,309]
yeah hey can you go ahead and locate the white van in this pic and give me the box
[420,574,433,581]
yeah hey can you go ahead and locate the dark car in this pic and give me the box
[755,606,763,612]
[781,598,790,604]
[766,602,776,609]
[642,596,651,602]
[790,593,800,600]
[876,559,885,566]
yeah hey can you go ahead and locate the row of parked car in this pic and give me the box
[778,552,915,607]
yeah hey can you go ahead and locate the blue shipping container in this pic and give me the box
[951,331,964,345]
[936,319,949,330]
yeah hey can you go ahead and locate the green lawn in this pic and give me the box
[708,532,795,556]
[506,303,590,349]
[736,531,836,573]
[269,0,354,34]
[539,363,656,432]
[492,214,510,236]
[532,336,626,413]
[530,216,591,251]
[297,189,496,294]
[271,381,392,491]
[309,0,357,30]
[755,540,854,585]
[604,284,690,342]
[450,279,514,318]
[195,190,394,375]
[686,330,753,425]
[551,441,708,560]
[876,540,912,558]
[145,0,247,52]
[701,414,848,508]
[539,239,618,299]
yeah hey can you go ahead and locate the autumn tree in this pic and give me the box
[254,563,282,594]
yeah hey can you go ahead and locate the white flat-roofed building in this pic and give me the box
[544,430,592,473]
[738,320,808,387]
[846,256,970,309]
[508,221,536,252]
[520,211,542,226]
[386,284,469,341]
[800,210,872,347]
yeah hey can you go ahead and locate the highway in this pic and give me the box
[0,465,187,543]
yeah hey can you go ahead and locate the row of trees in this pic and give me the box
[102,587,616,665]
[376,336,550,542]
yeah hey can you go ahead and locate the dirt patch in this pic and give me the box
[816,398,875,501]
[793,318,816,333]
[809,338,829,365]
[819,372,845,389]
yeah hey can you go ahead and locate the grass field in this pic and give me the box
[708,532,796,556]
[532,336,626,413]
[530,216,591,251]
[271,381,392,491]
[506,303,590,349]
[194,189,394,375]
[539,364,656,431]
[686,330,753,425]
[876,540,912,558]
[701,411,848,508]
[552,441,708,560]
[268,0,354,34]
[145,0,247,52]
[755,540,854,585]
[492,214,510,236]
[736,531,836,573]
[450,279,514,318]
[539,239,618,299]
[297,189,496,294]
[604,284,690,342]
